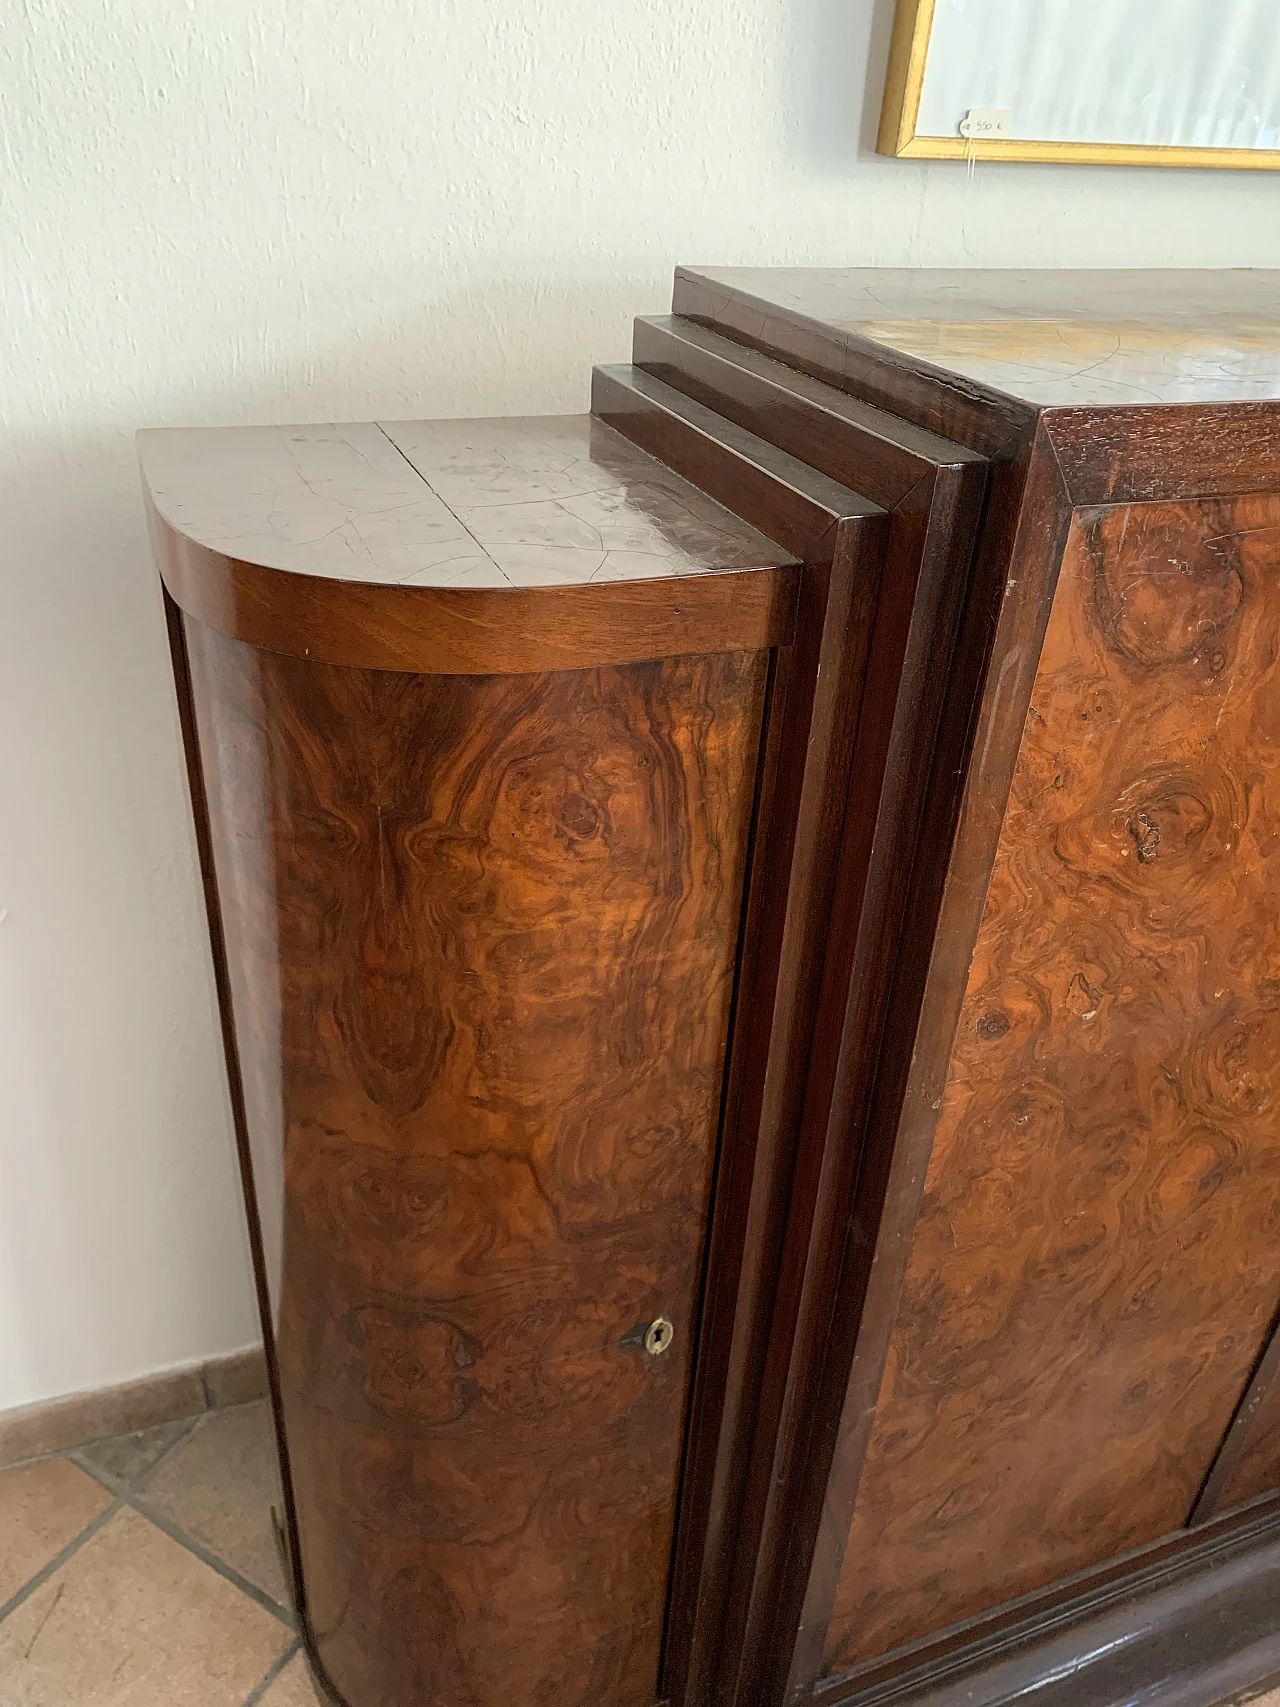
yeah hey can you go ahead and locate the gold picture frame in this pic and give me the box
[877,0,1280,170]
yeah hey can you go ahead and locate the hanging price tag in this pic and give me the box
[959,108,1012,139]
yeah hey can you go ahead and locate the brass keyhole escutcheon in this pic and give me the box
[644,1317,675,1357]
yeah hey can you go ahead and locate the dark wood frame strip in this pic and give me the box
[590,361,898,1707]
[630,315,986,498]
[591,354,1029,1707]
[163,592,327,1699]
[752,422,1063,1707]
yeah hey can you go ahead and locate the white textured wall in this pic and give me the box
[2,0,1278,1414]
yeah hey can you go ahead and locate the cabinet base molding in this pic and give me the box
[812,1499,1280,1707]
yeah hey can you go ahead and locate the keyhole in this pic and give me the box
[644,1317,674,1357]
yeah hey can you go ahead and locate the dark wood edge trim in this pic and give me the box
[297,1605,357,1707]
[719,464,990,1707]
[664,530,891,1707]
[669,272,1280,496]
[628,325,992,641]
[150,493,799,676]
[631,316,985,492]
[598,338,985,1707]
[669,269,1037,460]
[1192,1303,1280,1522]
[162,592,310,1630]
[770,425,1074,1700]
[662,640,792,1697]
[807,1495,1280,1707]
[591,365,883,565]
[687,426,997,1707]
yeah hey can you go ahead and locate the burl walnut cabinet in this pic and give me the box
[145,270,1280,1707]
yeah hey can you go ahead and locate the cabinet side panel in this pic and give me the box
[824,494,1280,1669]
[181,623,768,1707]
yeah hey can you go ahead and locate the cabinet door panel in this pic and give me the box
[822,493,1280,1670]
[181,622,767,1707]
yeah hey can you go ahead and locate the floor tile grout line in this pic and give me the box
[71,1411,206,1496]
[125,1493,298,1628]
[1,1403,297,1652]
[125,1409,209,1493]
[0,1497,123,1628]
[239,1635,302,1707]
[71,1446,298,1630]
[71,1424,197,1504]
[123,1413,213,1495]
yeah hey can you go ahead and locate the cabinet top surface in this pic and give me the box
[139,414,792,588]
[678,267,1280,409]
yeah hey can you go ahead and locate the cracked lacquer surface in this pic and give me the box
[824,494,1280,1670]
[139,415,789,588]
[183,620,768,1707]
[677,268,1280,407]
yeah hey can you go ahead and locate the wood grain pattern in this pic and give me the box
[181,617,768,1707]
[1045,405,1280,508]
[141,415,799,676]
[669,268,1034,458]
[822,492,1280,1670]
[809,1493,1280,1707]
[591,364,885,558]
[672,268,1280,413]
[630,315,986,503]
[151,277,1280,1707]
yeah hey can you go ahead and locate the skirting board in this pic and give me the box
[0,1346,268,1469]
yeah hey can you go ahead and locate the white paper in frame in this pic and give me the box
[878,0,1280,169]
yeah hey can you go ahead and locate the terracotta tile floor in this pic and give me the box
[0,1399,320,1706]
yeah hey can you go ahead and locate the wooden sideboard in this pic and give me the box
[145,270,1280,1707]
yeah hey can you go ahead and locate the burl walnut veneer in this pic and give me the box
[146,416,809,1707]
[147,269,1280,1707]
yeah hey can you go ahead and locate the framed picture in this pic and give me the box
[878,0,1280,169]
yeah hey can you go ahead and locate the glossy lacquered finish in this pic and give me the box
[682,270,1280,1707]
[835,1504,1280,1707]
[148,411,814,1707]
[151,269,1280,1707]
[1194,1313,1280,1520]
[825,489,1280,1667]
[142,416,799,672]
[182,623,766,1707]
[672,267,1280,409]
[590,350,992,1707]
